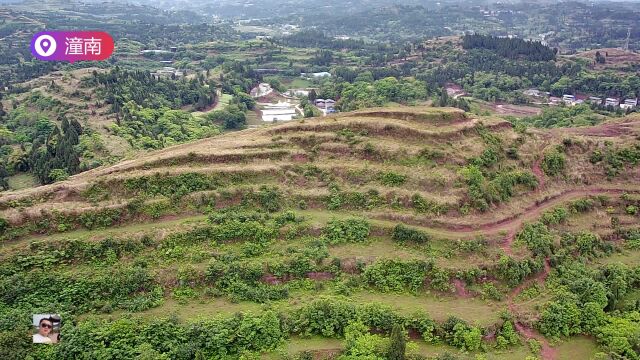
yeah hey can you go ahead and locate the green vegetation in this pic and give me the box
[590,143,640,178]
[460,165,538,211]
[111,102,220,149]
[324,218,371,244]
[1,1,640,358]
[392,224,430,245]
[542,149,566,177]
[514,104,604,128]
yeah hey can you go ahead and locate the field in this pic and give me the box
[573,48,640,70]
[1,106,639,359]
[6,173,38,191]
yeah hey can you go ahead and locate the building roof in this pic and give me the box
[262,109,296,115]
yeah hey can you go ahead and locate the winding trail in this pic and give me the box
[375,187,638,242]
[532,158,546,191]
[504,241,555,358]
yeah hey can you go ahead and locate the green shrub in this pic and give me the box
[364,259,433,293]
[494,255,543,287]
[0,217,8,235]
[495,321,520,349]
[252,186,283,212]
[411,194,448,215]
[392,224,430,244]
[124,172,217,197]
[49,168,70,182]
[570,198,596,213]
[78,208,124,230]
[379,172,407,186]
[459,165,537,211]
[480,283,503,301]
[540,207,569,225]
[542,150,566,176]
[516,222,554,257]
[324,218,371,244]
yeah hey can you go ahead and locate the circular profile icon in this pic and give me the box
[34,34,57,57]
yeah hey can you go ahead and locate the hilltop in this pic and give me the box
[1,107,640,359]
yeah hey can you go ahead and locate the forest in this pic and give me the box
[462,35,557,62]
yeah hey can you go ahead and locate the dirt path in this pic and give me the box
[514,320,558,360]
[557,120,640,137]
[375,187,637,240]
[501,228,518,255]
[532,159,546,190]
[506,258,555,360]
[453,279,472,298]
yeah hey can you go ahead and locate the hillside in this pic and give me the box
[1,107,640,359]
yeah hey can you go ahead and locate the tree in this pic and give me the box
[308,89,317,102]
[206,107,247,130]
[437,87,450,107]
[0,164,8,190]
[387,324,406,360]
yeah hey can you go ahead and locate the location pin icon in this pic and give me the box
[34,34,57,57]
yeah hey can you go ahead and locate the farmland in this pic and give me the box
[0,106,639,359]
[0,0,640,359]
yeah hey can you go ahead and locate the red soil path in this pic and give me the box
[378,187,637,238]
[501,228,518,255]
[453,278,472,298]
[505,256,555,359]
[532,159,546,191]
[515,320,558,360]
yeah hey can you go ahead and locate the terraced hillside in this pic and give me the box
[1,107,640,359]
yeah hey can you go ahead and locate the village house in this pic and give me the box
[523,89,543,97]
[315,99,337,115]
[261,101,297,122]
[301,72,331,79]
[562,94,576,104]
[605,98,620,107]
[315,99,336,108]
[140,49,172,55]
[151,67,183,79]
[549,97,562,105]
[251,83,273,98]
[621,98,638,110]
[588,96,602,105]
[287,89,310,98]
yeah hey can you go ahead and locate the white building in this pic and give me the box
[605,98,620,107]
[262,108,296,121]
[523,89,543,97]
[562,94,576,104]
[621,98,638,110]
[152,67,183,79]
[261,101,297,122]
[140,49,171,55]
[301,72,331,79]
[251,83,273,98]
[264,101,294,109]
[287,89,310,97]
